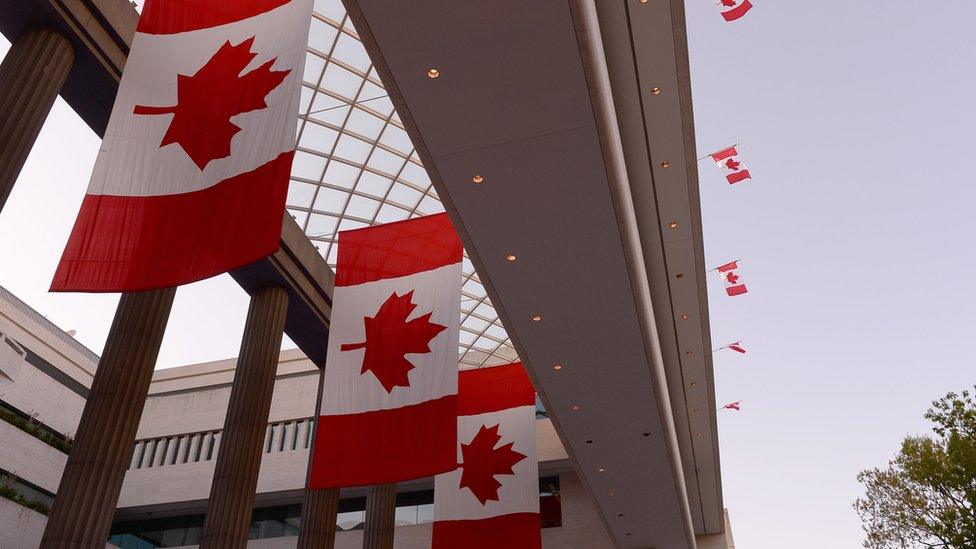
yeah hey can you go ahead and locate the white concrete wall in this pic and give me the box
[0,420,67,494]
[0,497,47,548]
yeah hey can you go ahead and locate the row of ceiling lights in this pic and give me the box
[422,54,699,540]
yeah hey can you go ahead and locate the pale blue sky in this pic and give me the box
[1,3,975,548]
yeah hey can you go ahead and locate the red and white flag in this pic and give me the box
[710,145,752,185]
[51,0,313,292]
[433,363,541,549]
[309,214,462,488]
[723,401,742,411]
[727,341,747,354]
[718,0,754,22]
[717,261,748,296]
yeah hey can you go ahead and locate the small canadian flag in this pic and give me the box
[718,0,754,22]
[717,261,748,296]
[710,145,752,185]
[727,342,746,354]
[723,402,742,411]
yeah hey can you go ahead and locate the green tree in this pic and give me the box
[854,388,976,548]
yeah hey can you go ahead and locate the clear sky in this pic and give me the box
[1,3,975,548]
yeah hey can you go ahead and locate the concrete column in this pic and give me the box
[298,487,340,548]
[298,367,339,548]
[0,27,74,212]
[362,483,397,549]
[41,287,176,548]
[200,287,290,548]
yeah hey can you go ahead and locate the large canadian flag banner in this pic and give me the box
[51,0,313,292]
[309,213,463,488]
[433,363,541,549]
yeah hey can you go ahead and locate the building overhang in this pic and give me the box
[341,0,722,546]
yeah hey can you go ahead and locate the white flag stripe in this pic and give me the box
[319,263,462,415]
[89,0,308,197]
[434,405,539,522]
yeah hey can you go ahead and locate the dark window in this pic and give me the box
[540,475,562,528]
[109,479,563,546]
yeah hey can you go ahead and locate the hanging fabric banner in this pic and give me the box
[433,363,541,549]
[309,213,462,488]
[51,0,313,292]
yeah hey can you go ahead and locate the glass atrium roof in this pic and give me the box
[289,0,517,368]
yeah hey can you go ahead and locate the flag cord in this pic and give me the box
[696,142,741,162]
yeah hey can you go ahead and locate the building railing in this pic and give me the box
[128,418,316,470]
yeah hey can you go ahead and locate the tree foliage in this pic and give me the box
[855,388,976,548]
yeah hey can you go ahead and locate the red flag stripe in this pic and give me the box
[726,170,752,184]
[308,394,457,488]
[51,151,292,292]
[138,0,294,35]
[458,363,536,416]
[726,285,748,296]
[717,261,739,273]
[710,146,738,162]
[335,213,463,287]
[433,513,542,549]
[722,0,754,22]
[728,344,747,353]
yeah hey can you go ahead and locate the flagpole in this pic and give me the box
[696,142,740,163]
[705,258,741,273]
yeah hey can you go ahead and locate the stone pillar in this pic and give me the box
[0,27,74,212]
[41,287,176,548]
[362,483,397,549]
[298,367,339,549]
[298,487,340,549]
[200,286,289,548]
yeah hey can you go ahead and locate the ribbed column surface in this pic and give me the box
[362,483,397,549]
[0,27,74,212]
[297,487,340,549]
[41,288,176,548]
[200,286,290,549]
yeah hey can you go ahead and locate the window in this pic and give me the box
[109,479,563,546]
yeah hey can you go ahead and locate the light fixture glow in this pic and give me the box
[651,86,661,94]
[571,404,581,411]
[427,68,440,79]
[597,467,606,473]
[532,315,542,322]
[553,364,564,371]
[669,221,678,229]
[680,314,689,320]
[472,174,484,184]
[506,254,517,262]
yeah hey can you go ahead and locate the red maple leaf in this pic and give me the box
[340,290,447,393]
[458,424,527,505]
[133,37,291,170]
[725,271,740,285]
[720,0,738,7]
[725,158,741,171]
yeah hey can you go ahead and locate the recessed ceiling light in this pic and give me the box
[427,68,440,79]
[553,364,563,371]
[472,174,484,184]
[609,491,615,496]
[680,314,689,320]
[675,273,684,279]
[571,404,581,411]
[661,161,670,168]
[668,221,678,229]
[531,315,542,322]
[597,467,606,473]
[650,85,660,94]
[686,351,695,357]
[506,254,517,262]
[689,382,697,388]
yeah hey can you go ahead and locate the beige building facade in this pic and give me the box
[0,285,734,548]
